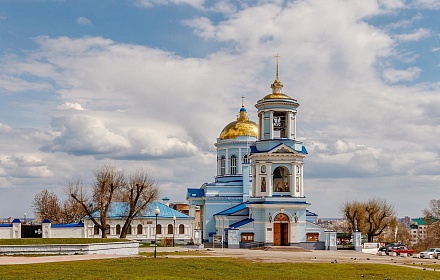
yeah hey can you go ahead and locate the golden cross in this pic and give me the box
[274,54,280,80]
[241,95,246,107]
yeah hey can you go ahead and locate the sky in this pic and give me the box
[0,0,439,220]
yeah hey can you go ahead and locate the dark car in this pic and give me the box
[378,243,404,255]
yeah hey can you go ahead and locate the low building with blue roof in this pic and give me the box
[80,199,195,243]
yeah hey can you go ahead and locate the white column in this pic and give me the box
[259,112,264,139]
[286,111,291,139]
[300,164,304,196]
[238,147,242,174]
[294,113,297,139]
[269,111,274,139]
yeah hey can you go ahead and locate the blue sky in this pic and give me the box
[0,0,439,219]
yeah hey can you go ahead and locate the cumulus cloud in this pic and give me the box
[76,17,92,26]
[57,102,86,110]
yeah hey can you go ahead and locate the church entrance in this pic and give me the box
[273,213,289,246]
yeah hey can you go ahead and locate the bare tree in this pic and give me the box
[363,198,396,242]
[33,189,62,223]
[342,200,362,234]
[423,199,440,223]
[68,166,126,238]
[117,170,160,238]
[342,197,396,242]
[421,199,440,247]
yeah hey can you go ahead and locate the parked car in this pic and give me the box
[419,248,440,259]
[391,245,414,256]
[378,243,404,255]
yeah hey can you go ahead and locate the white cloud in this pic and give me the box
[410,0,440,9]
[76,17,92,26]
[382,67,421,83]
[133,0,204,9]
[57,102,86,111]
[0,74,52,93]
[394,28,430,42]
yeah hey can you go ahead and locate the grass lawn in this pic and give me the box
[0,238,128,245]
[0,256,439,279]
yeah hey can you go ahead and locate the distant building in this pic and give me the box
[409,218,428,245]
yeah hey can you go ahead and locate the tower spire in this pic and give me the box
[274,54,280,82]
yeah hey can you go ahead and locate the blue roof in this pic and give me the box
[52,223,84,228]
[306,210,318,217]
[214,203,247,216]
[87,201,192,220]
[0,224,12,227]
[250,143,308,154]
[229,218,254,229]
[247,201,310,205]
[187,188,204,198]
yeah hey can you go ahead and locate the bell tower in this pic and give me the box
[249,55,308,200]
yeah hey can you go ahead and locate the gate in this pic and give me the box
[21,225,43,238]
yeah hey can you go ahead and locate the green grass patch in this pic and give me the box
[0,257,439,279]
[0,238,128,245]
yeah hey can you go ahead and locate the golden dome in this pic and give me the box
[219,107,258,140]
[262,79,295,101]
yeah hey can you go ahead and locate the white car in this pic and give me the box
[419,248,440,258]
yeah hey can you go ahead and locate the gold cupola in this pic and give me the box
[219,102,258,140]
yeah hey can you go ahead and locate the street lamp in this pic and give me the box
[154,206,160,258]
[24,213,26,225]
[268,213,272,223]
[173,215,176,247]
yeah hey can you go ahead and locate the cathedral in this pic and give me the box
[187,60,326,249]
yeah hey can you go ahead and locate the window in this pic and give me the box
[94,225,99,235]
[127,225,132,235]
[230,155,237,175]
[156,224,162,235]
[105,224,110,235]
[179,224,185,234]
[241,233,254,242]
[220,156,225,176]
[168,224,173,234]
[243,154,249,164]
[116,224,121,235]
[137,224,143,235]
[306,233,319,242]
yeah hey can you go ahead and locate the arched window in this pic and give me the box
[220,156,225,176]
[137,224,143,235]
[230,155,237,175]
[168,224,173,234]
[105,224,110,235]
[273,166,290,192]
[179,224,185,234]
[156,224,162,235]
[243,154,249,164]
[127,225,132,235]
[116,224,121,235]
[93,225,99,235]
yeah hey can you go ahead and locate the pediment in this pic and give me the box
[268,143,298,154]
